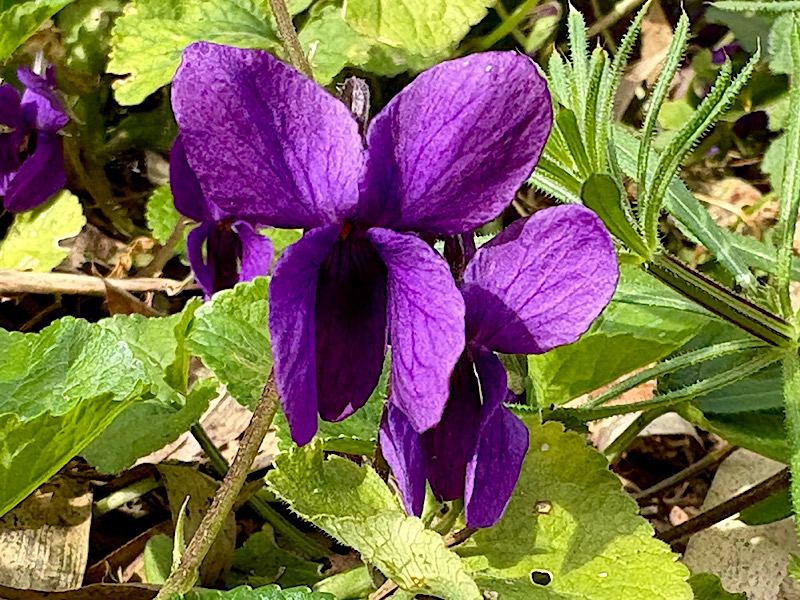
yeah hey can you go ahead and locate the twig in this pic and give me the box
[138,217,191,278]
[189,423,329,559]
[658,467,790,544]
[0,270,194,296]
[156,376,281,597]
[587,0,648,38]
[267,0,313,78]
[633,443,737,501]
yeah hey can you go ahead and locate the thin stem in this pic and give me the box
[267,0,313,78]
[658,467,790,544]
[602,407,670,463]
[189,424,329,559]
[0,270,193,296]
[587,0,648,38]
[563,350,782,423]
[138,217,191,278]
[633,443,737,501]
[583,339,767,409]
[473,0,542,52]
[782,352,800,542]
[156,377,281,598]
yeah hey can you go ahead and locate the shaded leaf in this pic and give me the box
[0,0,77,60]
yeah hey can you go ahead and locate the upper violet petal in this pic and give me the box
[3,132,64,212]
[462,205,618,354]
[0,85,25,174]
[359,52,552,234]
[186,222,217,298]
[170,137,221,222]
[421,352,482,502]
[315,233,388,422]
[18,67,68,132]
[380,403,426,517]
[464,347,527,528]
[234,220,274,281]
[269,224,341,446]
[172,42,364,229]
[366,227,465,433]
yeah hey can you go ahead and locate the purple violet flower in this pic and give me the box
[0,66,69,213]
[170,137,274,297]
[380,206,619,528]
[171,43,552,446]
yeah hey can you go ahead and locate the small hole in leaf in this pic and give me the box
[531,571,552,586]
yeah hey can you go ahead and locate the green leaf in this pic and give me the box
[460,419,692,599]
[81,302,217,474]
[0,190,86,272]
[144,534,174,584]
[770,13,799,75]
[613,126,757,289]
[528,264,709,406]
[567,5,589,115]
[179,584,334,600]
[581,174,649,257]
[145,185,188,259]
[227,526,323,589]
[312,566,373,600]
[738,487,792,525]
[56,0,124,75]
[689,573,746,599]
[713,0,800,12]
[263,228,302,261]
[0,0,77,60]
[268,443,481,600]
[187,278,271,410]
[343,0,493,58]
[108,0,279,105]
[0,318,148,516]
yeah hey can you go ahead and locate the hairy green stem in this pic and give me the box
[267,0,313,78]
[474,0,542,51]
[157,378,280,598]
[190,424,329,559]
[583,339,767,409]
[783,352,800,543]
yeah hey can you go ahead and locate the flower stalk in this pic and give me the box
[267,0,313,78]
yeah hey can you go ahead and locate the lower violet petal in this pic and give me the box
[380,403,426,517]
[315,231,388,422]
[269,224,341,446]
[421,352,482,502]
[3,132,65,213]
[234,220,274,281]
[366,227,465,433]
[186,222,216,298]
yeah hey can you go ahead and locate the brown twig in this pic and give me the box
[633,443,737,501]
[137,216,191,278]
[658,467,790,544]
[587,0,648,38]
[0,270,193,296]
[267,0,313,78]
[156,376,281,597]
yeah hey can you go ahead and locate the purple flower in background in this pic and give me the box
[0,66,69,213]
[170,138,274,297]
[380,206,619,528]
[171,43,552,445]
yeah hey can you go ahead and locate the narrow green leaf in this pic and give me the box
[567,5,589,115]
[556,109,592,176]
[646,50,760,248]
[776,14,800,318]
[268,443,481,600]
[528,155,583,203]
[613,126,757,288]
[145,534,174,584]
[783,351,800,543]
[460,420,693,600]
[638,12,690,211]
[712,0,800,11]
[581,174,650,257]
[584,48,607,169]
[546,51,571,107]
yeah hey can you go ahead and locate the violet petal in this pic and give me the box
[172,42,364,229]
[421,352,482,502]
[234,220,274,282]
[269,224,341,446]
[186,222,217,298]
[366,227,465,433]
[462,205,618,354]
[170,137,221,222]
[17,67,68,132]
[4,132,65,213]
[0,85,25,174]
[380,403,426,516]
[359,52,552,234]
[315,233,388,422]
